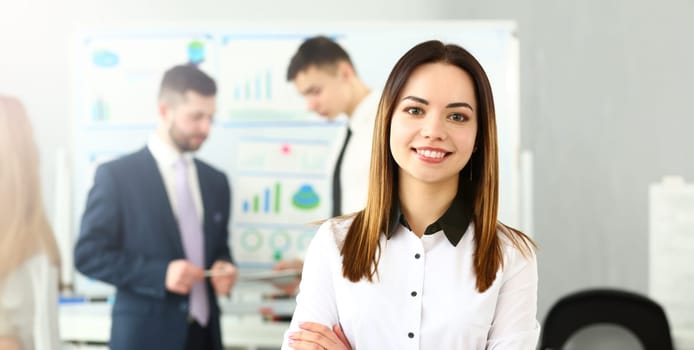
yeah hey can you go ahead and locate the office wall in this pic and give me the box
[3,0,694,336]
[446,0,694,327]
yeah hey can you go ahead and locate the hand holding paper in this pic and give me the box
[271,259,303,295]
[208,260,237,295]
[166,259,205,295]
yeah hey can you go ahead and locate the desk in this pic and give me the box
[60,284,293,350]
[60,305,288,350]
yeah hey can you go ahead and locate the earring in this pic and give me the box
[469,166,473,181]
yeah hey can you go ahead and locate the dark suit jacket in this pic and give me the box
[74,147,232,350]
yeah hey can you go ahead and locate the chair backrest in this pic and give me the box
[539,289,674,350]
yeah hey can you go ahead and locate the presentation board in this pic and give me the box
[71,21,520,294]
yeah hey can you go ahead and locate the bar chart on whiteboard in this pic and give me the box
[223,125,344,267]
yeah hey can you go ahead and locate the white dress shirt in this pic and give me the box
[282,217,540,350]
[338,92,379,215]
[0,254,60,350]
[147,135,204,222]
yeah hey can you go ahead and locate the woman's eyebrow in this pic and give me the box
[446,102,474,111]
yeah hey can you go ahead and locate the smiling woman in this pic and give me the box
[282,40,539,350]
[389,62,479,194]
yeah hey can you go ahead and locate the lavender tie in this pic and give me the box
[175,157,209,326]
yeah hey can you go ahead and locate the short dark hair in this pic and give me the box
[286,36,353,81]
[158,64,216,103]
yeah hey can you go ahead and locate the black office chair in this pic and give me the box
[539,289,674,350]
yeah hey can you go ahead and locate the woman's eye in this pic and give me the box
[449,113,466,122]
[406,107,423,115]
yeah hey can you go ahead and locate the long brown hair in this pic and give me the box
[0,95,60,280]
[341,41,534,292]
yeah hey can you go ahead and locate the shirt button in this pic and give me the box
[414,253,421,259]
[408,332,415,338]
[411,291,417,297]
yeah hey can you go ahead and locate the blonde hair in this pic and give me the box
[0,95,60,280]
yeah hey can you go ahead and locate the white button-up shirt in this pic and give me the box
[282,217,540,349]
[338,92,379,215]
[147,135,204,222]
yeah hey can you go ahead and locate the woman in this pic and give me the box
[0,95,61,350]
[283,40,539,350]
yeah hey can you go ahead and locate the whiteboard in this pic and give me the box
[71,21,520,294]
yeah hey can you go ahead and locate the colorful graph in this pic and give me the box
[240,228,263,252]
[92,50,119,68]
[187,40,205,65]
[242,182,281,214]
[231,224,319,266]
[232,68,273,101]
[291,184,320,210]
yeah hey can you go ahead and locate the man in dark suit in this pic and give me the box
[74,64,237,350]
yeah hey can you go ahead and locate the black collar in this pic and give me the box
[386,191,473,246]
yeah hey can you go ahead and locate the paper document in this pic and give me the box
[204,268,301,286]
[238,269,301,285]
[204,269,236,277]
